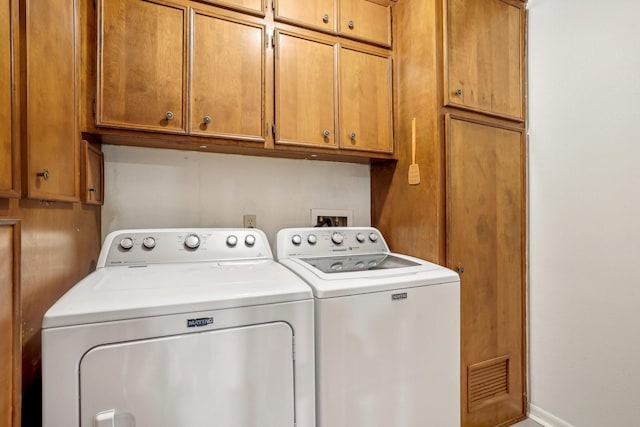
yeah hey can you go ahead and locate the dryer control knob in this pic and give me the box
[291,234,302,245]
[184,234,201,249]
[369,233,379,242]
[226,235,238,247]
[331,232,344,245]
[119,237,134,250]
[245,234,256,247]
[142,237,156,249]
[307,234,317,245]
[356,233,365,243]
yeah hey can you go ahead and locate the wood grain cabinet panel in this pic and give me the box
[0,221,20,427]
[190,11,264,141]
[81,141,104,205]
[0,0,17,198]
[275,31,337,149]
[339,47,392,153]
[445,0,524,120]
[199,0,264,16]
[339,0,391,47]
[275,0,337,33]
[24,0,80,201]
[446,116,525,427]
[97,0,188,133]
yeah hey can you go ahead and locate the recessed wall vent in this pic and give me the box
[467,355,510,412]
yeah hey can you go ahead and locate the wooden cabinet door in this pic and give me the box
[446,117,525,427]
[190,11,264,141]
[199,0,264,16]
[275,31,337,149]
[25,0,80,201]
[97,0,188,133]
[339,0,391,47]
[339,47,392,153]
[445,0,524,120]
[0,0,17,197]
[275,0,337,33]
[0,221,20,427]
[81,141,104,205]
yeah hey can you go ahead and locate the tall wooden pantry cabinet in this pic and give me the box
[371,0,527,426]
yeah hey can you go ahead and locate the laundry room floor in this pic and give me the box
[513,419,543,427]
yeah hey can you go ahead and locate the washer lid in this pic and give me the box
[43,260,312,328]
[278,254,459,298]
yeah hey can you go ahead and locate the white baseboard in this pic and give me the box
[529,404,575,427]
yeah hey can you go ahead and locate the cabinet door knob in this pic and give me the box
[454,88,463,97]
[323,129,331,137]
[203,115,212,125]
[348,20,354,29]
[165,111,174,120]
[457,265,465,274]
[88,186,97,193]
[350,132,356,140]
[37,169,49,181]
[322,13,329,23]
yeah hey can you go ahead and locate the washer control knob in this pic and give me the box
[368,260,378,267]
[184,234,201,249]
[356,233,365,243]
[356,261,365,268]
[291,234,302,245]
[331,232,344,245]
[307,234,317,245]
[226,235,238,247]
[142,237,156,249]
[245,234,256,247]
[330,262,343,271]
[369,233,379,243]
[119,237,134,250]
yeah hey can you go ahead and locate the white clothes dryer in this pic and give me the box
[277,227,460,427]
[42,228,315,427]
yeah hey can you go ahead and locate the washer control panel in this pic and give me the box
[277,227,389,258]
[100,228,272,267]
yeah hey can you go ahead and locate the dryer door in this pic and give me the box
[80,322,295,427]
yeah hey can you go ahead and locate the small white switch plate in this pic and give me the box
[310,209,352,227]
[243,214,257,228]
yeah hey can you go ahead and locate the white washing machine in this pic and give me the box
[276,227,460,427]
[42,228,315,427]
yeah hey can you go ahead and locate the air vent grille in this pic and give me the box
[468,355,510,411]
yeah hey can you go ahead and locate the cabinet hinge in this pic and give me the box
[272,123,276,136]
[92,99,96,118]
[271,34,275,48]
[271,0,275,12]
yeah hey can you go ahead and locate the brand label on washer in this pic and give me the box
[187,317,214,328]
[391,292,407,300]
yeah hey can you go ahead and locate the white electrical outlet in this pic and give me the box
[243,214,257,228]
[310,209,352,227]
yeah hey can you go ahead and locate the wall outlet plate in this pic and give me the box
[243,214,257,228]
[310,209,352,227]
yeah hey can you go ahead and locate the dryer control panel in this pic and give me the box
[98,228,273,267]
[276,227,389,258]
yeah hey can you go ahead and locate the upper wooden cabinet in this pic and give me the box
[275,0,337,33]
[339,46,392,152]
[190,10,264,141]
[275,31,337,149]
[339,0,391,47]
[199,0,265,16]
[96,1,266,142]
[24,0,80,201]
[97,0,188,133]
[275,0,390,47]
[0,0,18,198]
[444,0,524,120]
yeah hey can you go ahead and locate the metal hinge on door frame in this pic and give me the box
[271,0,276,12]
[272,123,276,137]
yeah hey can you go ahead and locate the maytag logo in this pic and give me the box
[391,292,408,301]
[187,317,214,328]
